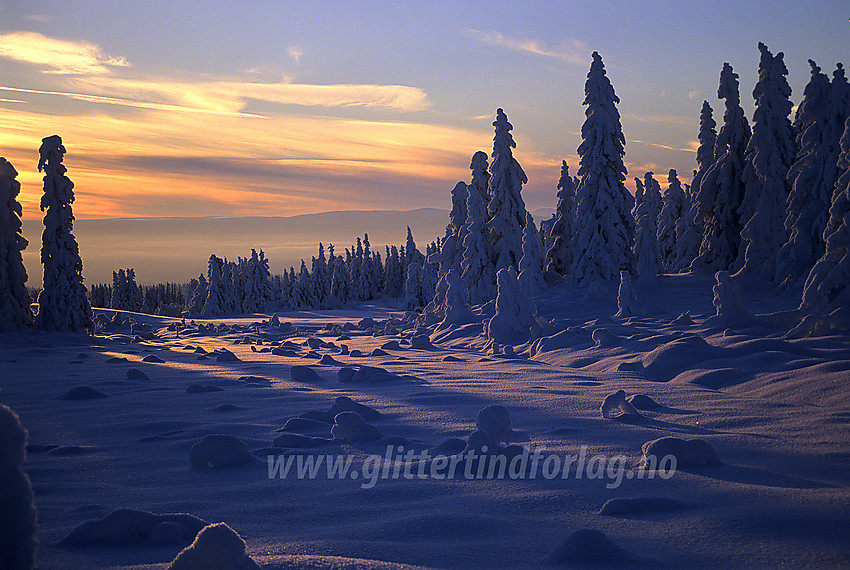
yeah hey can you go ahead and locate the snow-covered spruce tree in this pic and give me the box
[35,135,93,332]
[693,63,751,272]
[243,249,272,313]
[310,243,329,307]
[801,115,850,313]
[485,267,538,346]
[739,44,796,279]
[518,212,547,295]
[657,169,687,272]
[435,181,469,278]
[187,273,208,315]
[202,254,228,316]
[777,61,839,285]
[631,177,644,220]
[545,161,576,275]
[299,260,319,309]
[402,259,425,310]
[487,108,528,273]
[469,150,491,208]
[571,52,635,286]
[462,165,496,304]
[671,102,717,272]
[633,175,662,281]
[0,158,32,330]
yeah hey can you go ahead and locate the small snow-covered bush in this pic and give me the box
[485,268,538,345]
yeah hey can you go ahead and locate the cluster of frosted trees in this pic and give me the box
[614,43,849,314]
[0,136,92,332]
[90,274,185,315]
[186,231,441,316]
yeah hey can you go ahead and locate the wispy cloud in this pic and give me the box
[462,28,586,65]
[630,138,697,153]
[0,31,129,74]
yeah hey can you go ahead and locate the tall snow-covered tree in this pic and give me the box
[642,172,663,224]
[0,158,32,330]
[739,44,796,279]
[295,260,317,309]
[694,63,751,272]
[631,177,644,220]
[486,108,528,273]
[518,212,547,295]
[469,151,490,208]
[657,169,687,271]
[462,166,496,304]
[35,135,93,332]
[777,60,840,284]
[672,102,717,272]
[571,52,635,286]
[801,115,850,313]
[545,161,576,275]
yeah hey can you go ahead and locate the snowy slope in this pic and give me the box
[1,274,849,569]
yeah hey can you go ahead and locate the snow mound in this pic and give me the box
[142,354,165,363]
[168,522,259,569]
[626,394,662,410]
[253,553,430,569]
[543,528,643,565]
[272,433,333,448]
[290,365,325,383]
[281,417,331,432]
[0,404,38,569]
[641,437,721,467]
[600,390,642,419]
[57,386,110,400]
[330,412,383,442]
[186,383,224,393]
[126,368,150,381]
[189,434,257,469]
[59,508,207,546]
[476,405,512,444]
[410,334,434,350]
[381,340,401,350]
[591,328,619,347]
[599,496,695,516]
[299,396,382,423]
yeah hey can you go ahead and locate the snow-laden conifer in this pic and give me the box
[777,60,839,284]
[545,161,576,275]
[572,52,635,286]
[740,44,796,279]
[0,158,32,330]
[694,64,751,271]
[487,109,528,273]
[35,135,93,332]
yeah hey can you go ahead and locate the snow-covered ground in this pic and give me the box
[2,273,849,569]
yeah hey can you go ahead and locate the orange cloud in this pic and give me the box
[0,31,129,74]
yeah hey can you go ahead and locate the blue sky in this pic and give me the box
[1,0,847,220]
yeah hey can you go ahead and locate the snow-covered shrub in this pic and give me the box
[484,267,538,345]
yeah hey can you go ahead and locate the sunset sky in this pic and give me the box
[1,1,847,224]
